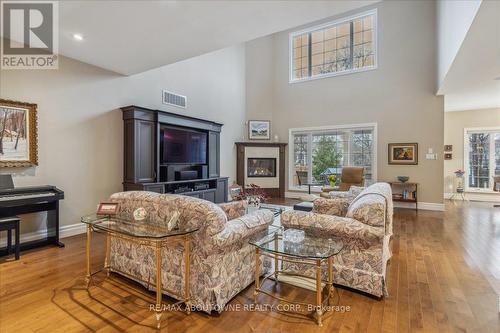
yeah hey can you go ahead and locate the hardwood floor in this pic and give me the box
[1,201,499,333]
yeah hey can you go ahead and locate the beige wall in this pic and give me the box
[444,107,500,193]
[0,45,246,235]
[245,1,444,204]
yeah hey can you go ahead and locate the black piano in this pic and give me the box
[0,178,65,255]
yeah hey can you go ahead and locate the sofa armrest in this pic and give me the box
[211,210,274,250]
[312,197,352,217]
[281,210,384,246]
[218,200,248,220]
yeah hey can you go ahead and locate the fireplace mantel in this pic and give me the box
[235,142,287,198]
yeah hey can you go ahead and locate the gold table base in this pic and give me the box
[254,248,336,326]
[85,224,192,329]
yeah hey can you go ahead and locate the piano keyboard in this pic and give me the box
[0,192,56,201]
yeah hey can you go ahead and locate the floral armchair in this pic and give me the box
[280,182,393,297]
[107,191,274,312]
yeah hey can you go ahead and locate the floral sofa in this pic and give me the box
[107,191,274,313]
[280,182,393,297]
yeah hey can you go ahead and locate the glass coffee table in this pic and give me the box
[249,227,343,326]
[81,214,198,329]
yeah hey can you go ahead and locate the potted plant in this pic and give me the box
[233,184,270,208]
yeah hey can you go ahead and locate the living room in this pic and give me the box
[0,1,499,332]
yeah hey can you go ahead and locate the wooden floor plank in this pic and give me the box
[1,200,499,333]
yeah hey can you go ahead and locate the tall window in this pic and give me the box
[290,124,376,189]
[290,9,377,82]
[465,128,500,191]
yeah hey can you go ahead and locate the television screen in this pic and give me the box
[161,126,207,164]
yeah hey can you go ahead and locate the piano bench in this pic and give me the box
[0,217,20,260]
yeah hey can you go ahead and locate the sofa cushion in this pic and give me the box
[346,191,386,227]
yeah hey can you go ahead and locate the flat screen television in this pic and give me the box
[160,126,207,164]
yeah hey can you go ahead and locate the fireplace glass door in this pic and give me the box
[247,158,276,177]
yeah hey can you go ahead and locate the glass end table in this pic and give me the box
[249,227,343,326]
[81,214,198,329]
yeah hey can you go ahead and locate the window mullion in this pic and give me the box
[307,133,313,183]
[349,21,354,69]
[308,32,312,77]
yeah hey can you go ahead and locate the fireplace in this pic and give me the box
[247,158,276,177]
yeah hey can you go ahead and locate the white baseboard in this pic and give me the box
[444,192,500,202]
[286,191,445,211]
[0,222,86,247]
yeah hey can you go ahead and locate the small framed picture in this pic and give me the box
[444,145,453,152]
[444,153,452,160]
[388,143,418,165]
[248,120,270,140]
[97,202,119,215]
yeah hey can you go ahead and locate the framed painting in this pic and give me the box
[248,120,270,140]
[388,143,418,165]
[0,99,38,167]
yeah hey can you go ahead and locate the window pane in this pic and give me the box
[468,133,490,188]
[495,134,500,176]
[290,12,375,80]
[293,134,309,187]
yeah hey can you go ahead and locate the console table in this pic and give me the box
[388,182,418,211]
[81,214,198,329]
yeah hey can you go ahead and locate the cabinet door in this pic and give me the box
[215,178,228,203]
[135,120,156,183]
[202,191,216,202]
[208,131,219,178]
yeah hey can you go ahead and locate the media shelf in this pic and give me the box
[121,105,228,203]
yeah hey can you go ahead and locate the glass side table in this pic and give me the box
[81,214,198,329]
[249,227,343,326]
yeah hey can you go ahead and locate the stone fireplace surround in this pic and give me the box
[235,142,287,197]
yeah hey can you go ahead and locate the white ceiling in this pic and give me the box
[55,0,378,75]
[440,0,500,112]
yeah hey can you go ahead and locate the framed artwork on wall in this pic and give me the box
[0,99,38,167]
[248,120,270,140]
[388,143,418,165]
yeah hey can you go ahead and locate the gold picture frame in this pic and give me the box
[388,143,418,165]
[0,99,38,167]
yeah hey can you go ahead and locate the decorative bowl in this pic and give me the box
[397,176,410,183]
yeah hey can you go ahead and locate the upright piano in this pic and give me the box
[0,180,65,254]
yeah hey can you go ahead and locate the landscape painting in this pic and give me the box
[0,99,38,167]
[388,143,418,165]
[248,120,270,140]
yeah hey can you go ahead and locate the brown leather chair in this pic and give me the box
[338,166,365,191]
[322,167,365,196]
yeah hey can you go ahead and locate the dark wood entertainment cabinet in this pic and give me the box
[121,105,228,203]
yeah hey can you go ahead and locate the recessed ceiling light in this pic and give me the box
[72,33,84,41]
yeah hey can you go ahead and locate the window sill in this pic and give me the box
[289,65,377,84]
[465,189,500,194]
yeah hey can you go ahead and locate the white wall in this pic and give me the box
[437,0,482,91]
[0,44,246,235]
[245,1,445,205]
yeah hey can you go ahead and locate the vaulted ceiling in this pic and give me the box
[56,0,378,75]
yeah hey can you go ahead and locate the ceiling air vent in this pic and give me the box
[162,90,187,108]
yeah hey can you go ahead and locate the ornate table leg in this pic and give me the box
[105,234,111,277]
[184,236,191,314]
[155,242,162,329]
[316,259,323,326]
[85,224,92,288]
[328,256,333,300]
[254,248,260,303]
